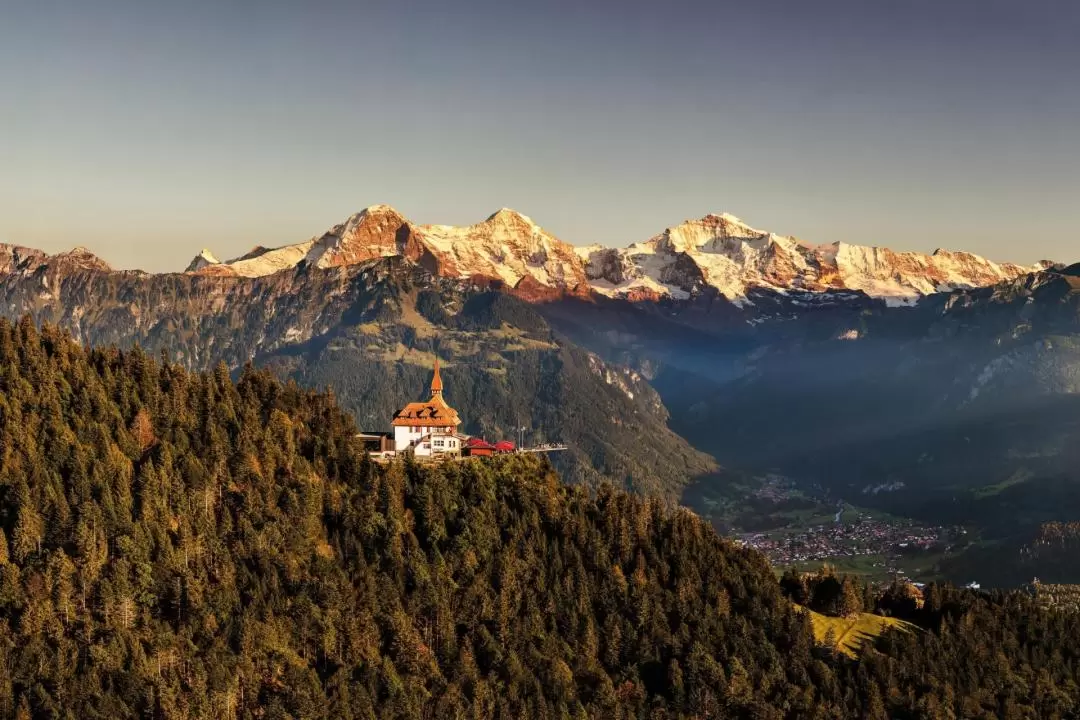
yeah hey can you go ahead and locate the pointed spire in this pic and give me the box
[431,356,443,397]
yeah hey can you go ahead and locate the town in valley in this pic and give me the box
[689,473,965,583]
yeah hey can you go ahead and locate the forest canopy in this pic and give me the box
[0,317,1079,719]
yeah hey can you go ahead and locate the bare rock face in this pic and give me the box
[0,244,114,279]
[309,205,417,269]
[51,247,113,272]
[577,245,628,284]
[0,245,49,274]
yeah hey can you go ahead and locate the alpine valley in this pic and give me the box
[6,204,1079,586]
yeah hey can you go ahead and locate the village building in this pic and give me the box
[392,359,463,457]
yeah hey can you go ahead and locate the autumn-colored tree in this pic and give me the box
[130,408,156,453]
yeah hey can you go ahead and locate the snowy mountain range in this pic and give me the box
[185,205,1051,307]
[577,213,1052,307]
[186,205,589,301]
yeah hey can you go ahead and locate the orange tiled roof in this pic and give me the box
[392,394,461,427]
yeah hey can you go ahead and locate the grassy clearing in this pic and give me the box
[491,324,559,350]
[799,606,914,658]
[974,468,1034,498]
[792,554,890,578]
[374,344,442,366]
[789,551,947,584]
[399,295,438,337]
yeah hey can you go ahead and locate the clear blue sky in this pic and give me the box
[3,0,1079,271]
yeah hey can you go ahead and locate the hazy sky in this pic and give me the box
[3,0,1079,271]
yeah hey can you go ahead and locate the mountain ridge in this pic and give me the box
[4,206,1050,307]
[183,205,1053,306]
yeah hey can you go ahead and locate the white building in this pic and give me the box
[391,358,463,457]
[411,432,466,457]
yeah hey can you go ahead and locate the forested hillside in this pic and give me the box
[2,318,1080,718]
[0,255,712,497]
[258,285,714,497]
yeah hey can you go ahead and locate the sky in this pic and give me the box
[2,0,1079,272]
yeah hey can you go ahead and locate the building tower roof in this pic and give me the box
[392,358,460,428]
[431,356,443,396]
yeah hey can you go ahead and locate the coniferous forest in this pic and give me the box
[2,317,1080,719]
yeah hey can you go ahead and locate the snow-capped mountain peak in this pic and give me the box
[484,208,541,231]
[185,249,221,273]
[579,213,1046,307]
[414,208,587,294]
[180,205,1046,307]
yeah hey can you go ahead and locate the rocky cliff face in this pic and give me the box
[307,204,419,268]
[0,244,114,275]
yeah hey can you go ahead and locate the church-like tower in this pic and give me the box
[430,357,444,397]
[392,358,462,455]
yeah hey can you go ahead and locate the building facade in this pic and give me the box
[411,432,466,457]
[392,359,462,457]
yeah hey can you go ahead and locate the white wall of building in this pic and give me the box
[413,434,461,458]
[394,426,420,452]
[395,425,457,453]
